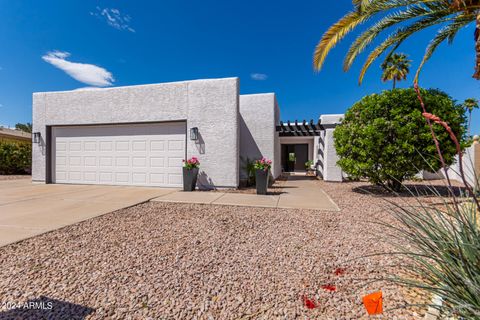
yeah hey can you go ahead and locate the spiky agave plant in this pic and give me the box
[313,0,480,83]
[384,188,480,318]
[380,97,480,317]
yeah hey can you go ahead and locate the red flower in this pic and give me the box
[321,284,336,292]
[302,295,317,309]
[334,268,346,276]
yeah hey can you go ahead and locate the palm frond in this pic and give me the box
[358,13,460,84]
[314,0,432,71]
[415,13,475,81]
[314,0,479,81]
[313,11,368,71]
[344,4,453,71]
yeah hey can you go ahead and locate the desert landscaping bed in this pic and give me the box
[0,180,435,319]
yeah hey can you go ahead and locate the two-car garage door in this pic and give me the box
[52,122,186,187]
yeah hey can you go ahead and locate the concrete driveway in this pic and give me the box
[0,179,176,247]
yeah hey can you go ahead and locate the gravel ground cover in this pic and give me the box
[0,175,30,181]
[0,180,439,319]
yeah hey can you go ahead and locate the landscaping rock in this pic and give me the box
[0,180,429,319]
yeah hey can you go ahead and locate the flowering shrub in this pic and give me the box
[183,156,200,170]
[253,157,272,171]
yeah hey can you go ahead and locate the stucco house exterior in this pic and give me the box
[32,77,343,189]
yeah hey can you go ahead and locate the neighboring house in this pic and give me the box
[0,127,32,143]
[32,77,343,189]
[423,136,480,188]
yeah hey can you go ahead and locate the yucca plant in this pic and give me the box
[384,191,480,318]
[313,0,480,83]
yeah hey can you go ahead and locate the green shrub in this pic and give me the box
[334,88,467,191]
[0,141,32,174]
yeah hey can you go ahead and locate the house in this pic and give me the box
[0,127,32,143]
[32,77,343,189]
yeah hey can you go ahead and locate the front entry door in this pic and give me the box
[281,144,309,172]
[293,144,308,171]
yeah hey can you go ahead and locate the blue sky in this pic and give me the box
[0,0,479,134]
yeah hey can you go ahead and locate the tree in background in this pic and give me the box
[313,0,480,82]
[463,98,479,136]
[15,123,32,133]
[334,88,467,191]
[381,53,411,89]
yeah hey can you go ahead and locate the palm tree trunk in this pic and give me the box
[473,13,480,80]
[468,110,472,137]
[393,78,396,89]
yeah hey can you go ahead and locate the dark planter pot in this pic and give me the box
[183,167,199,191]
[255,169,269,195]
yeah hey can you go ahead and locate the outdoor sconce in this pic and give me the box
[190,127,199,141]
[33,132,41,144]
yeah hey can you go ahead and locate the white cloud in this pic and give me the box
[42,51,114,87]
[90,7,135,32]
[250,73,268,81]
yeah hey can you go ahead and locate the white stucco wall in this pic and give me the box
[32,78,240,189]
[320,114,344,182]
[424,142,479,189]
[239,93,281,180]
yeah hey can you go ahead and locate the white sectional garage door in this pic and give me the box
[52,122,186,187]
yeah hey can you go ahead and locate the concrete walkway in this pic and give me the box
[152,175,339,211]
[0,179,175,247]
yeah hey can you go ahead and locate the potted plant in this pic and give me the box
[254,157,272,195]
[305,160,314,170]
[182,156,200,191]
[305,160,314,176]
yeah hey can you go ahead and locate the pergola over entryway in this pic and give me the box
[276,119,337,137]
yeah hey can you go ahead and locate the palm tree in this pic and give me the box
[381,53,411,89]
[313,0,480,83]
[463,97,479,135]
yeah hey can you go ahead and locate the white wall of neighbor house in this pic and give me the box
[423,138,479,189]
[32,77,240,189]
[239,93,281,180]
[319,114,344,182]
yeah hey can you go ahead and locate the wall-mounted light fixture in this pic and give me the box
[190,127,199,141]
[33,132,41,144]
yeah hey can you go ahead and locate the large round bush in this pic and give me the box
[334,88,466,190]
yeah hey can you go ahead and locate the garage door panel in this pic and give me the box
[168,174,182,185]
[52,122,186,187]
